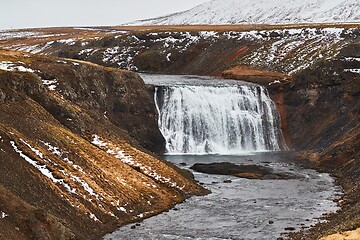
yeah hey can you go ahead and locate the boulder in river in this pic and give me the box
[190,162,298,180]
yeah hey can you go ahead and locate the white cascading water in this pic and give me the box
[154,84,287,154]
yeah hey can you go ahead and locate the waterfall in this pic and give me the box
[154,83,286,155]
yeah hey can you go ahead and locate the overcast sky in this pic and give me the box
[1,0,209,30]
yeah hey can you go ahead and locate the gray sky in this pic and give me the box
[1,0,209,30]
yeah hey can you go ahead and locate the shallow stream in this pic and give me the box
[105,153,341,240]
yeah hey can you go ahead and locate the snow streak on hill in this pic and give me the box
[130,0,360,25]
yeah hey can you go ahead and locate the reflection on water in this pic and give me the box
[104,153,341,240]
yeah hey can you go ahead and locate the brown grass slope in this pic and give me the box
[0,50,206,240]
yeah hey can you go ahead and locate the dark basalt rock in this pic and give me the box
[190,162,298,180]
[284,43,360,239]
[284,227,296,231]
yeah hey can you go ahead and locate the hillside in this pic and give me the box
[130,0,360,26]
[286,42,360,239]
[0,49,206,239]
[19,26,357,78]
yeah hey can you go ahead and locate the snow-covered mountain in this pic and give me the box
[130,0,360,25]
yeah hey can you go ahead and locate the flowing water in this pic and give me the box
[104,74,341,240]
[150,74,286,154]
[105,154,341,240]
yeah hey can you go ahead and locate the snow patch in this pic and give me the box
[166,53,172,62]
[344,69,360,74]
[13,41,55,54]
[70,175,100,200]
[79,48,94,56]
[92,135,107,147]
[118,207,127,213]
[0,61,35,73]
[269,80,281,86]
[0,211,8,219]
[42,79,58,91]
[102,46,139,71]
[10,141,67,186]
[0,30,43,40]
[57,39,76,45]
[42,142,62,156]
[89,213,100,222]
[41,141,85,173]
[344,57,360,62]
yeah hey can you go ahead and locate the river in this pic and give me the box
[104,74,341,240]
[104,153,341,240]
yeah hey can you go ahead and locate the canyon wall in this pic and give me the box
[286,43,360,239]
[1,25,359,239]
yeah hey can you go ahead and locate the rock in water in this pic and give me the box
[190,162,298,180]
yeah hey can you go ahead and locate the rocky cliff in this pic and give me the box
[0,49,206,240]
[286,43,360,239]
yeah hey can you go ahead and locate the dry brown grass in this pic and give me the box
[0,50,207,239]
[107,22,360,33]
[222,65,291,84]
[320,228,360,240]
[1,23,359,50]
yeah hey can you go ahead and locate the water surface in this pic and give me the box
[105,153,341,240]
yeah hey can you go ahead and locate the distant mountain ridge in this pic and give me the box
[129,0,360,25]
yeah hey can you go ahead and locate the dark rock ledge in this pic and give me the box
[190,162,299,180]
